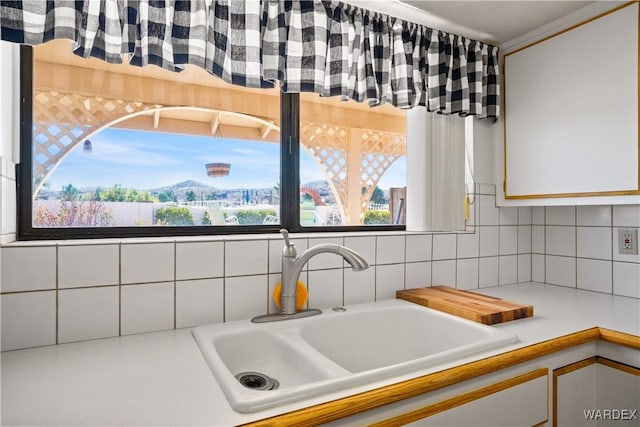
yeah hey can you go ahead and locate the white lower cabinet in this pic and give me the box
[554,357,640,427]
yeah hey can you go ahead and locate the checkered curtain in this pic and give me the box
[0,0,500,118]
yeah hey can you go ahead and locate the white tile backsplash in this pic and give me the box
[269,238,308,274]
[431,260,456,287]
[175,278,224,328]
[405,262,431,289]
[518,254,532,283]
[457,232,479,259]
[456,258,478,290]
[546,226,576,257]
[577,206,612,227]
[613,262,640,298]
[59,244,119,288]
[518,226,532,254]
[518,207,532,225]
[1,246,56,292]
[577,259,612,294]
[532,254,545,282]
[478,257,499,288]
[176,241,224,280]
[376,235,405,265]
[58,286,119,343]
[308,269,343,309]
[224,275,268,321]
[613,205,640,227]
[405,234,432,263]
[344,267,375,305]
[546,206,576,226]
[1,291,56,351]
[546,256,576,288]
[343,236,376,266]
[432,234,456,260]
[499,255,518,285]
[532,226,545,253]
[577,227,612,260]
[121,282,174,335]
[307,237,344,270]
[499,207,518,226]
[479,226,499,257]
[479,195,499,226]
[499,226,518,256]
[375,264,405,300]
[532,207,545,225]
[225,240,268,276]
[613,228,640,263]
[121,243,174,284]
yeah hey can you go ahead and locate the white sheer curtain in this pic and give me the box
[406,107,466,232]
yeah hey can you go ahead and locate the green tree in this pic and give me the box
[364,210,391,224]
[370,186,387,205]
[157,190,177,203]
[99,184,127,202]
[60,184,80,201]
[155,206,194,225]
[201,210,211,225]
[185,190,197,202]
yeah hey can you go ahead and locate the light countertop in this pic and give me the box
[2,282,639,426]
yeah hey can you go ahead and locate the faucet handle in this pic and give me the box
[280,229,292,247]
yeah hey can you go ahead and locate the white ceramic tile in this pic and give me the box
[613,205,640,227]
[121,243,174,284]
[546,206,576,226]
[456,258,478,290]
[176,279,223,328]
[432,234,456,260]
[376,235,405,265]
[466,197,477,227]
[375,264,405,301]
[431,260,456,287]
[518,254,531,283]
[308,269,343,309]
[577,259,612,294]
[121,282,174,335]
[343,236,376,267]
[58,244,119,288]
[225,240,268,276]
[479,226,499,257]
[613,228,640,263]
[457,232,479,259]
[613,262,640,298]
[269,238,308,274]
[532,254,545,282]
[499,255,518,285]
[531,207,545,225]
[499,226,518,255]
[176,242,224,280]
[546,256,576,288]
[1,291,56,351]
[478,184,496,195]
[307,237,344,270]
[577,227,612,260]
[405,262,431,289]
[518,226,532,254]
[58,287,119,343]
[532,226,545,253]
[1,176,16,236]
[1,246,56,292]
[344,267,375,305]
[518,207,532,225]
[478,257,499,288]
[546,226,576,257]
[479,195,499,226]
[224,275,268,321]
[499,207,518,226]
[405,234,432,263]
[577,206,612,226]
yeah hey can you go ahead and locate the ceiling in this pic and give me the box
[399,1,595,44]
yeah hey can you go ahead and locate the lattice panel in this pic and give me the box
[359,130,406,217]
[33,90,156,189]
[301,123,350,218]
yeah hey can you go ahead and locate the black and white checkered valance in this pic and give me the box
[0,0,500,118]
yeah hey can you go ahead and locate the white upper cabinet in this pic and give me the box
[504,3,639,200]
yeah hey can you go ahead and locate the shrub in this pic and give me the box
[364,210,390,225]
[235,209,277,225]
[155,206,194,225]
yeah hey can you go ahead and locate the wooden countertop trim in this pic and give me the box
[241,328,638,427]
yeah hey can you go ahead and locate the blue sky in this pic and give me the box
[44,128,406,191]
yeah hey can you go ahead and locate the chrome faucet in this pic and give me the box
[251,229,369,323]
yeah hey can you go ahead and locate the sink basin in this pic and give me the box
[192,299,519,413]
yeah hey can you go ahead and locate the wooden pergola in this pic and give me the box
[32,40,406,224]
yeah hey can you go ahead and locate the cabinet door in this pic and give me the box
[554,356,640,427]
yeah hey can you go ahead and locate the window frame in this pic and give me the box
[17,45,405,240]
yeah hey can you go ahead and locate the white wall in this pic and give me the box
[0,41,18,244]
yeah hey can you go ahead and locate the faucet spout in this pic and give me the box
[251,230,370,323]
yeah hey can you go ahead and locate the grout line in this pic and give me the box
[55,244,59,345]
[118,242,122,337]
[222,241,226,322]
[173,241,177,330]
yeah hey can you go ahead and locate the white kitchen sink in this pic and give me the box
[192,299,519,413]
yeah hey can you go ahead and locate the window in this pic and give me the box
[18,41,406,239]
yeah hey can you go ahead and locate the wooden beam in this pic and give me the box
[153,110,160,129]
[211,112,220,134]
[260,124,272,139]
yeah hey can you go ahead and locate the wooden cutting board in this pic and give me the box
[396,285,533,325]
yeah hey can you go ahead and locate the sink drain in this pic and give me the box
[235,372,279,391]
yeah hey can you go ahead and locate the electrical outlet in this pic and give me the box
[618,229,638,255]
